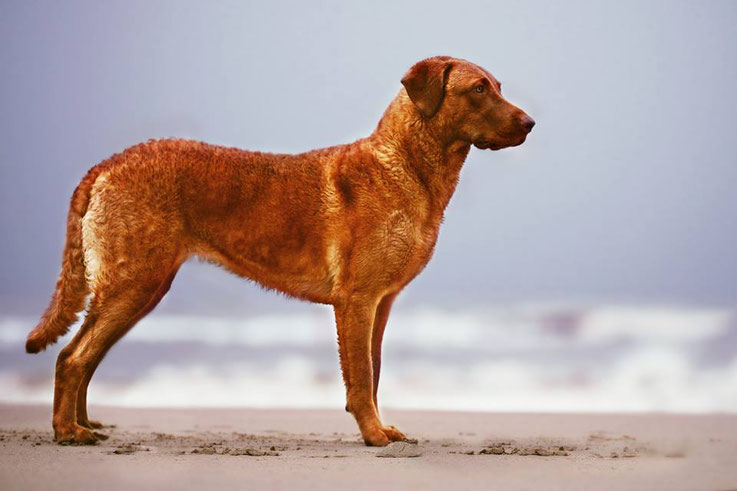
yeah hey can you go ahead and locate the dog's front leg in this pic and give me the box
[334,295,404,446]
[371,293,396,410]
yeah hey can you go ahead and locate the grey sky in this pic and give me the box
[1,0,736,315]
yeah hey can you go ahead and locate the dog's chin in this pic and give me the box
[473,135,527,151]
[473,140,503,151]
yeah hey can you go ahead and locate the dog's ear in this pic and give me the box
[401,58,453,119]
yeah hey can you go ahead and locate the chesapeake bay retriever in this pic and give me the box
[26,56,534,446]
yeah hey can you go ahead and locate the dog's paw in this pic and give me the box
[78,418,105,430]
[362,427,391,447]
[381,425,407,442]
[55,425,100,445]
[93,431,109,440]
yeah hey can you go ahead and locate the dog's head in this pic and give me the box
[401,56,534,150]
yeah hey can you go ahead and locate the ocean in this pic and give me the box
[1,304,735,413]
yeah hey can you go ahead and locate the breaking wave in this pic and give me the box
[1,305,735,412]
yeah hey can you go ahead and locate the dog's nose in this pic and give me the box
[520,115,535,133]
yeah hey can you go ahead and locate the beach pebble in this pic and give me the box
[112,444,149,455]
[376,442,423,458]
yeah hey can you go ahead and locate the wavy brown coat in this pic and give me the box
[26,56,534,446]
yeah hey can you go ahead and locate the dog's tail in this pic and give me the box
[26,168,100,354]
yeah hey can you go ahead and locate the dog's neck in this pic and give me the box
[370,91,471,214]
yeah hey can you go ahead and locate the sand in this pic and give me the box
[1,404,735,490]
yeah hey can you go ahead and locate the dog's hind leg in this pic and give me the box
[75,269,178,431]
[54,268,179,444]
[73,302,104,431]
[76,373,103,429]
[52,310,102,444]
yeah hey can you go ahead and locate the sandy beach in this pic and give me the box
[1,404,735,490]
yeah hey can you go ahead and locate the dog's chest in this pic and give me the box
[379,208,440,284]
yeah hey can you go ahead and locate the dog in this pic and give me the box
[26,56,534,446]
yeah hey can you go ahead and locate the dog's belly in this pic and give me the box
[194,220,336,304]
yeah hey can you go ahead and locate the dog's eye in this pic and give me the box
[474,85,484,94]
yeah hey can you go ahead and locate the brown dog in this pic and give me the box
[26,56,534,446]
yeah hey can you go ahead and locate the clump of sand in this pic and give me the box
[376,441,423,458]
